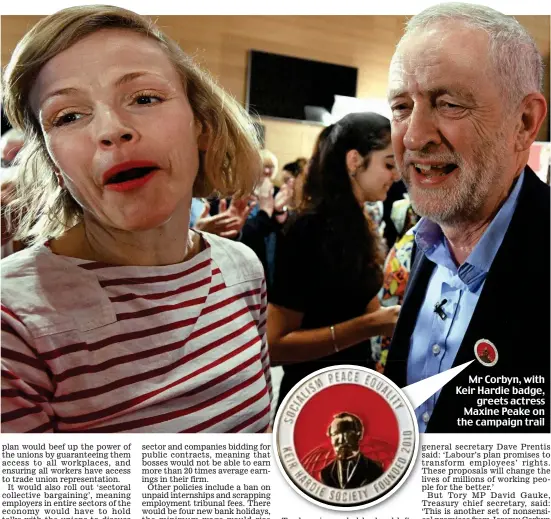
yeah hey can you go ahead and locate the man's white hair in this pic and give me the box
[401,2,543,107]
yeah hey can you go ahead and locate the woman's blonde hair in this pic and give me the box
[2,5,262,244]
[260,149,278,168]
[259,149,279,184]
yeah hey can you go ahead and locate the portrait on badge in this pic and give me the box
[320,413,384,489]
[274,367,418,509]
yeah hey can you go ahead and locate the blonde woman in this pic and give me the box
[1,5,271,433]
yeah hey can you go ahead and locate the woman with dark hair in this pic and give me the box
[268,112,401,409]
[273,157,306,187]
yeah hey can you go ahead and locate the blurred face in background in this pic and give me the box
[281,169,296,186]
[261,149,278,179]
[263,160,276,178]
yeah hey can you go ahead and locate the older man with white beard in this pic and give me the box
[384,3,549,433]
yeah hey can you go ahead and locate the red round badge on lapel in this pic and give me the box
[474,339,498,367]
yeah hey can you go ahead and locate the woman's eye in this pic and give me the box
[134,95,162,105]
[53,112,83,127]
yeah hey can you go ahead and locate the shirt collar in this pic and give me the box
[413,169,525,290]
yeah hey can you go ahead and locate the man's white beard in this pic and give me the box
[401,132,509,226]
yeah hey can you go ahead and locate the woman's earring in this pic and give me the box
[54,169,65,189]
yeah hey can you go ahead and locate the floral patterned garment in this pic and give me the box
[371,201,419,372]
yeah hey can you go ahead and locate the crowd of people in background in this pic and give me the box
[179,115,417,400]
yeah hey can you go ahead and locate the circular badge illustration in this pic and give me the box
[273,365,419,510]
[474,339,498,367]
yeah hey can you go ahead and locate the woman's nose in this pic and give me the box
[95,107,140,149]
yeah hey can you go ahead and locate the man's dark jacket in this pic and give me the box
[320,453,383,488]
[385,168,550,433]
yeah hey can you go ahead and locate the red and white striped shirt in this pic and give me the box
[1,232,272,433]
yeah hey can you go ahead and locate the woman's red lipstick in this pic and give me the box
[102,160,159,192]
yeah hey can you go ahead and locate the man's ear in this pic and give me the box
[514,93,547,152]
[345,149,362,176]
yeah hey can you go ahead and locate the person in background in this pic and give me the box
[239,149,293,297]
[268,112,401,410]
[1,129,24,168]
[1,129,26,258]
[365,200,386,240]
[278,158,308,210]
[385,3,549,433]
[191,197,253,239]
[1,5,272,433]
[381,179,408,249]
[272,157,307,189]
[371,197,419,372]
[260,148,278,182]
